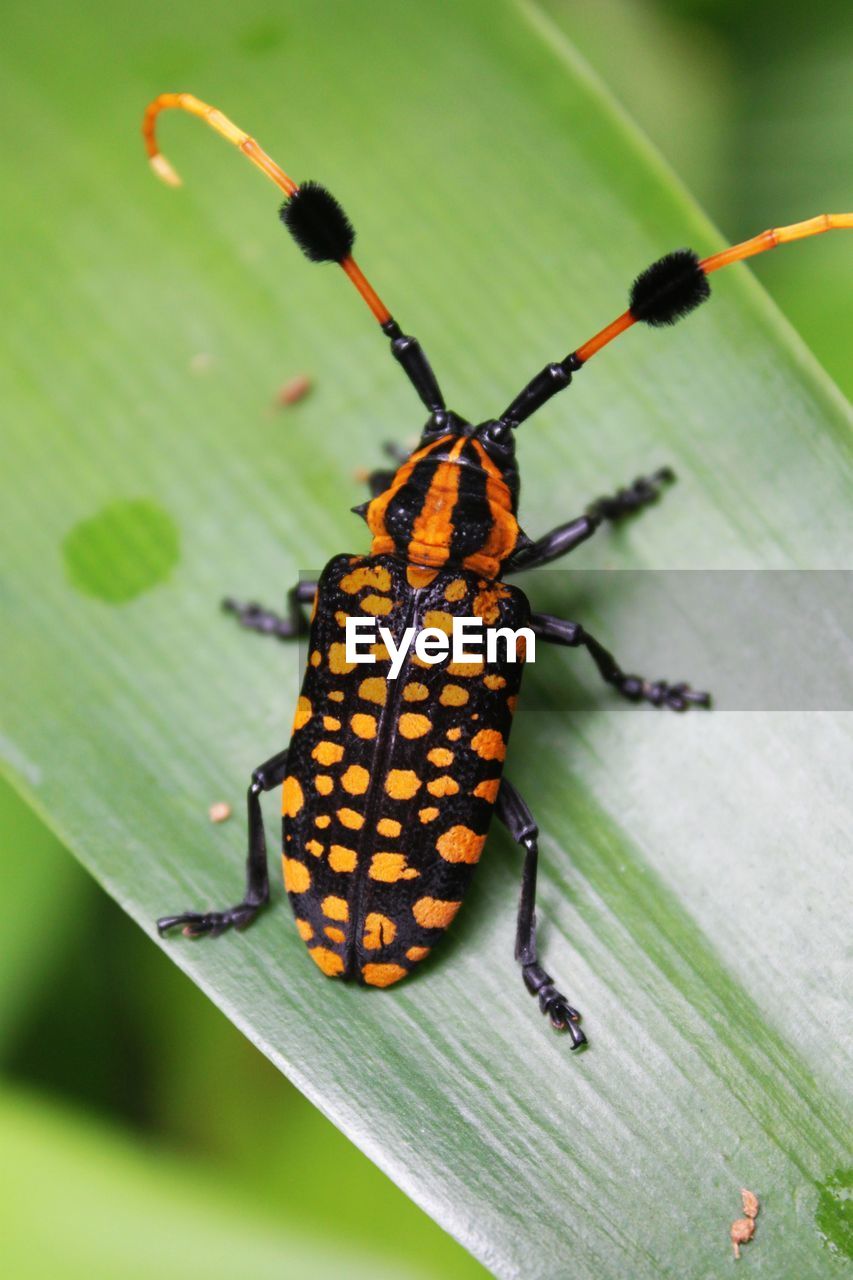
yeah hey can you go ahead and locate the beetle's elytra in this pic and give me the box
[145,93,851,1047]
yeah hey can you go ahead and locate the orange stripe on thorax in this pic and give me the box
[462,440,519,577]
[366,437,449,544]
[406,436,467,566]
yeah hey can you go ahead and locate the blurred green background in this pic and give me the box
[1,0,850,1276]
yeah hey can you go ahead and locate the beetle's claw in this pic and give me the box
[544,994,587,1048]
[157,904,259,938]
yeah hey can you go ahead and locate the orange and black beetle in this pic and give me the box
[147,94,851,1046]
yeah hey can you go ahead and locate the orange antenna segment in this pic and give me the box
[574,212,852,365]
[141,92,391,325]
[699,212,853,274]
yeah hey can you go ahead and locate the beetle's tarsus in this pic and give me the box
[617,675,712,711]
[586,466,676,524]
[157,903,263,938]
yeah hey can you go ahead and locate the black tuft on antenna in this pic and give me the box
[629,249,710,327]
[280,182,356,264]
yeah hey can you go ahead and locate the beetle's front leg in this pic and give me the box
[157,747,289,938]
[223,580,317,641]
[508,467,675,572]
[497,779,587,1048]
[531,612,711,711]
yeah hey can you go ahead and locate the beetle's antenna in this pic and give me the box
[496,213,852,431]
[142,93,446,415]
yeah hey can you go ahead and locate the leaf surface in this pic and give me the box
[1,1,851,1275]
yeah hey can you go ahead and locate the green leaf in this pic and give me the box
[1,1,850,1277]
[0,778,84,1052]
[0,1086,441,1280]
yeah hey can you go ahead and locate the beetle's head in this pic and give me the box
[360,413,524,579]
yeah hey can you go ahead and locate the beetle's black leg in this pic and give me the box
[157,747,290,939]
[222,580,317,641]
[531,612,711,711]
[497,778,586,1047]
[508,468,674,572]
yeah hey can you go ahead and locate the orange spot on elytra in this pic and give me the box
[384,770,422,800]
[351,713,377,739]
[369,853,419,882]
[398,713,431,739]
[446,727,462,741]
[337,807,364,829]
[328,642,357,674]
[362,912,397,950]
[412,897,461,928]
[341,765,369,795]
[358,677,387,706]
[362,962,408,987]
[423,610,455,636]
[312,740,344,766]
[305,839,324,858]
[323,715,341,731]
[473,778,501,803]
[403,682,429,702]
[281,775,304,817]
[376,817,402,837]
[418,807,439,823]
[471,729,506,761]
[324,925,346,943]
[427,747,454,767]
[447,659,483,677]
[360,593,393,616]
[427,775,459,797]
[440,684,468,706]
[283,857,311,893]
[444,579,467,602]
[329,845,357,872]
[315,774,334,795]
[322,895,349,920]
[340,565,392,594]
[292,696,312,731]
[483,674,506,691]
[295,918,313,941]
[406,945,431,962]
[315,815,331,829]
[328,690,345,702]
[309,946,344,977]
[310,650,322,667]
[435,825,486,864]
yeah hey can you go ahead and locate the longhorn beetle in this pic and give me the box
[145,93,851,1047]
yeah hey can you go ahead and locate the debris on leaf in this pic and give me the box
[189,351,213,375]
[731,1189,759,1258]
[741,1189,759,1221]
[276,373,313,407]
[208,801,232,823]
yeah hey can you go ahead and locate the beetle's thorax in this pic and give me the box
[366,434,520,580]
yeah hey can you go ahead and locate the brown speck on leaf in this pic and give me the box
[353,467,371,484]
[741,1189,759,1220]
[276,373,313,407]
[189,351,213,375]
[208,801,232,823]
[731,1217,755,1259]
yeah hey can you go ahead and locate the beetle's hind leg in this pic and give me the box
[223,580,317,641]
[157,747,289,939]
[497,779,587,1048]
